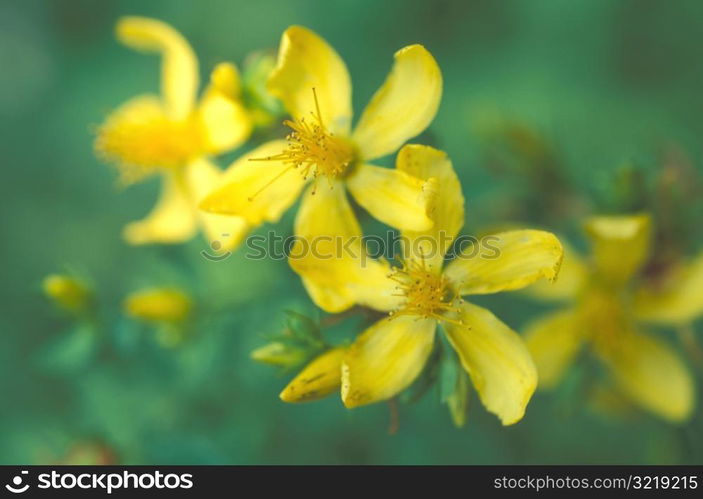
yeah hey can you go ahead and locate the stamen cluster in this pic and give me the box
[389,258,462,323]
[251,89,355,184]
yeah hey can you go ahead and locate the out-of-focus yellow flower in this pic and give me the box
[201,26,442,267]
[279,347,347,403]
[56,441,117,465]
[285,145,563,425]
[525,215,696,423]
[43,274,91,313]
[123,287,192,324]
[95,17,252,250]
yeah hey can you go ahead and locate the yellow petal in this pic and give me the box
[199,140,307,224]
[444,230,563,296]
[123,172,198,245]
[116,16,197,120]
[280,347,346,403]
[352,45,442,160]
[396,144,464,271]
[342,315,436,408]
[267,26,352,134]
[198,213,249,254]
[198,63,252,155]
[524,241,588,302]
[291,181,359,313]
[209,61,241,99]
[443,302,537,425]
[346,163,435,232]
[524,309,583,389]
[601,330,694,422]
[186,158,250,252]
[289,182,401,313]
[584,214,651,285]
[634,251,703,325]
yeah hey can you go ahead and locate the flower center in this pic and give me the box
[251,88,355,182]
[388,258,461,323]
[580,285,632,353]
[95,107,202,184]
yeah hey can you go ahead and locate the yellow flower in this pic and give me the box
[123,287,192,324]
[287,145,563,425]
[43,274,91,313]
[525,215,696,422]
[200,26,442,253]
[95,17,252,250]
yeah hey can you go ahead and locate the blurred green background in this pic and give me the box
[2,0,703,464]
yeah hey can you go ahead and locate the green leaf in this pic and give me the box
[284,309,324,345]
[438,345,470,428]
[36,323,97,373]
[445,370,470,428]
[439,347,460,402]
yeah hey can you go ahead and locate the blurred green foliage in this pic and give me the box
[2,0,703,464]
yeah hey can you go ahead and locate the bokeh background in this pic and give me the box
[2,0,703,464]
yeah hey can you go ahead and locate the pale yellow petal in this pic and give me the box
[185,158,250,252]
[352,45,442,160]
[280,347,346,403]
[209,61,241,99]
[346,163,435,232]
[199,140,307,224]
[443,302,537,425]
[634,251,703,325]
[123,172,197,245]
[524,309,583,389]
[291,181,359,313]
[289,182,401,313]
[601,330,694,422]
[198,63,252,154]
[396,144,464,270]
[116,16,198,119]
[341,316,436,408]
[444,230,563,296]
[198,91,250,153]
[197,211,250,253]
[525,241,588,302]
[267,26,352,134]
[584,214,651,285]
